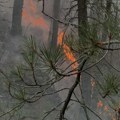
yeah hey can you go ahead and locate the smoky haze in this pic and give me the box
[0,0,119,120]
[0,0,102,120]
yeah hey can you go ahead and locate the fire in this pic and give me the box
[22,0,49,30]
[30,0,36,13]
[58,32,78,69]
[97,100,103,108]
[22,0,78,69]
[58,32,64,45]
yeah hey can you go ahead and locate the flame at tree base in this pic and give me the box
[58,32,78,69]
[22,0,78,70]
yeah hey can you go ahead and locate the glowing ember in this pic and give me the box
[58,32,78,69]
[104,105,109,112]
[97,100,103,108]
[58,32,64,45]
[22,0,49,30]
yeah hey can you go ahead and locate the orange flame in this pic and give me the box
[22,0,78,69]
[97,100,103,108]
[58,32,78,69]
[22,0,49,30]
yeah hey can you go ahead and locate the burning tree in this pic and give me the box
[0,0,120,120]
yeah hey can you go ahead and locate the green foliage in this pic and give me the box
[109,98,120,111]
[99,74,120,98]
[1,0,120,120]
[22,36,38,66]
[39,44,65,74]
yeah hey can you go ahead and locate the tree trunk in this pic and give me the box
[77,0,87,36]
[102,0,112,41]
[50,0,61,47]
[11,0,23,36]
[77,0,91,111]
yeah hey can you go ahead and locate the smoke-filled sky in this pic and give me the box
[22,0,49,30]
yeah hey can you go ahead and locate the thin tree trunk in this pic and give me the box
[11,0,23,36]
[77,0,87,36]
[77,0,91,116]
[102,0,112,41]
[50,0,61,47]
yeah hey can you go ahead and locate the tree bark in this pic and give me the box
[102,0,112,41]
[77,0,92,111]
[50,0,61,47]
[11,0,23,36]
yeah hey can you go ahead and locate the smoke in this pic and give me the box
[22,0,50,42]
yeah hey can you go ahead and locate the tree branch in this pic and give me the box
[59,58,88,120]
